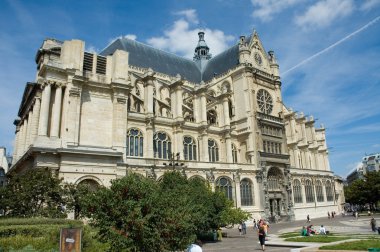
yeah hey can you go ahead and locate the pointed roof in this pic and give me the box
[100,34,254,83]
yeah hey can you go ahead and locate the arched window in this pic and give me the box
[232,144,238,163]
[153,132,171,159]
[126,129,143,157]
[207,110,217,125]
[316,180,324,202]
[228,99,234,118]
[183,136,197,161]
[216,177,233,201]
[293,179,303,203]
[267,167,282,191]
[208,139,219,162]
[326,181,334,201]
[240,178,253,206]
[305,180,315,203]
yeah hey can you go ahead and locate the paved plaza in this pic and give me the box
[202,215,379,252]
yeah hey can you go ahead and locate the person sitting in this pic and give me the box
[301,226,307,236]
[319,225,327,235]
[307,225,315,235]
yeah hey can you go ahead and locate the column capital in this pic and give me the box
[142,68,156,86]
[170,74,184,89]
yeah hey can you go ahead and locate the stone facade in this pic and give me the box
[10,31,344,221]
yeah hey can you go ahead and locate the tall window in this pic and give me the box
[293,179,303,203]
[232,144,238,163]
[240,179,253,206]
[208,139,219,162]
[316,180,324,202]
[216,177,233,201]
[153,132,171,159]
[126,129,143,157]
[183,136,197,161]
[305,180,315,203]
[326,181,334,201]
[267,167,282,191]
[207,110,217,125]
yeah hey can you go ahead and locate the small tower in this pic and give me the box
[268,50,280,79]
[193,31,212,71]
[239,35,250,64]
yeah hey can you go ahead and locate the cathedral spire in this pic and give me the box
[193,31,211,72]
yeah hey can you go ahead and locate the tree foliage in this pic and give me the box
[0,168,66,218]
[345,171,380,206]
[81,171,250,251]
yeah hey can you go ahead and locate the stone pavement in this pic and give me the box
[202,215,379,252]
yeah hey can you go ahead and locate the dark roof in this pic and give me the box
[101,39,202,83]
[100,37,243,83]
[202,44,239,81]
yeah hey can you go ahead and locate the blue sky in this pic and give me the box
[0,0,379,178]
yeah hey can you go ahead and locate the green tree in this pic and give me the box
[0,168,66,218]
[344,171,380,208]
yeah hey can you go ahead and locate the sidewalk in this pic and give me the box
[202,215,379,252]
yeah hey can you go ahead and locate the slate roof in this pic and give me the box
[100,36,244,83]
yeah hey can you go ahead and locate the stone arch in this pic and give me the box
[267,167,284,191]
[215,176,234,201]
[188,175,206,181]
[75,175,103,188]
[221,81,231,93]
[207,109,218,125]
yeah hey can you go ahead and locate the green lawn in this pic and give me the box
[284,235,350,243]
[320,239,380,250]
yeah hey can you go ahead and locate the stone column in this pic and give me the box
[66,84,82,146]
[234,173,242,207]
[222,96,230,127]
[175,86,183,120]
[13,125,20,160]
[143,69,155,116]
[225,134,233,163]
[18,123,25,156]
[30,97,41,144]
[38,83,52,136]
[174,128,184,159]
[25,111,32,149]
[322,180,327,202]
[301,181,307,204]
[50,84,62,137]
[146,120,154,158]
[200,93,207,123]
[111,87,128,154]
[200,132,209,162]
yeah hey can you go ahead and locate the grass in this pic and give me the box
[284,235,350,243]
[320,238,380,250]
[279,232,301,238]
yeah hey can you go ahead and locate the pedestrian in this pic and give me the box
[307,214,311,223]
[327,211,330,219]
[262,221,269,236]
[238,223,242,235]
[253,219,258,230]
[370,217,377,232]
[242,222,247,235]
[258,223,266,251]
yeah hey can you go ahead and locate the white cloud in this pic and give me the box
[345,161,362,176]
[295,0,354,29]
[86,45,98,53]
[174,9,199,24]
[108,34,137,45]
[251,0,303,22]
[147,13,234,59]
[360,0,380,11]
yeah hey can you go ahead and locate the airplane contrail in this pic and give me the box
[282,15,380,76]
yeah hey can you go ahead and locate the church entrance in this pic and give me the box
[269,198,282,217]
[266,167,287,222]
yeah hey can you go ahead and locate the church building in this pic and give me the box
[10,30,345,221]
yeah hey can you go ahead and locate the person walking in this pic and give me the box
[253,219,258,230]
[242,222,247,235]
[258,223,266,251]
[327,211,330,219]
[238,223,242,235]
[307,214,311,223]
[370,217,377,232]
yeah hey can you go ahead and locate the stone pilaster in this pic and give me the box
[225,134,233,163]
[30,96,41,144]
[142,69,155,116]
[234,171,242,207]
[145,119,154,158]
[13,125,20,160]
[222,96,230,127]
[51,84,63,137]
[38,82,52,136]
[66,84,82,146]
